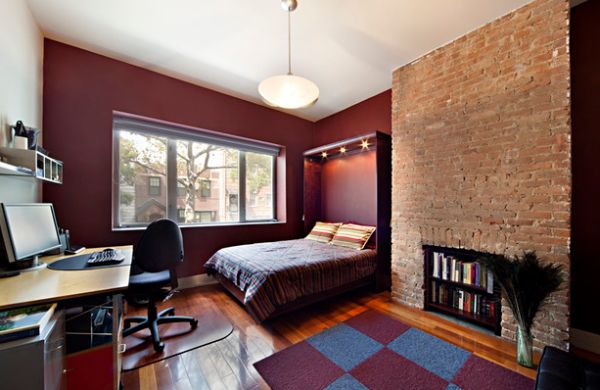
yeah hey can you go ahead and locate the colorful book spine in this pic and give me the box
[430,283,495,319]
[432,253,440,278]
[430,252,494,293]
[487,270,494,294]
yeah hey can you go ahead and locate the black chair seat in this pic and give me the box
[535,346,600,390]
[128,270,170,288]
[585,364,600,390]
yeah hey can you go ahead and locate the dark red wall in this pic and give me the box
[42,39,314,277]
[311,90,390,234]
[571,0,600,335]
[321,151,377,226]
[313,90,391,146]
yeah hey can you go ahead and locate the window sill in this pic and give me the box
[112,220,287,232]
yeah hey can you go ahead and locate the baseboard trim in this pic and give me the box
[178,273,218,289]
[571,328,600,354]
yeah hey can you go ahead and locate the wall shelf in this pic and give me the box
[0,160,33,177]
[0,147,63,184]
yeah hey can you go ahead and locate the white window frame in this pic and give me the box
[112,112,279,230]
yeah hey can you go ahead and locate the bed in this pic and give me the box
[206,132,391,321]
[204,238,377,321]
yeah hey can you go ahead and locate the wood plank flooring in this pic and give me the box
[121,285,538,389]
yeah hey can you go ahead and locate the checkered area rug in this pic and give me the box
[254,310,534,390]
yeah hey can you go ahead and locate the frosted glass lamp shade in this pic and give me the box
[258,74,319,109]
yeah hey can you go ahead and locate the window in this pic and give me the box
[228,194,239,213]
[113,115,278,228]
[194,211,216,223]
[116,131,167,225]
[175,139,240,223]
[176,180,186,197]
[148,176,161,196]
[199,180,211,198]
[245,152,274,220]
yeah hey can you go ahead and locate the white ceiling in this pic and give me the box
[26,0,532,121]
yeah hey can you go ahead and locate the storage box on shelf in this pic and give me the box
[423,245,501,335]
[0,147,63,184]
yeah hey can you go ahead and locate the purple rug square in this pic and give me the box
[452,355,535,390]
[350,348,449,390]
[345,309,410,344]
[254,340,344,390]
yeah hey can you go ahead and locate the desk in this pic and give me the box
[0,246,132,390]
[0,246,132,311]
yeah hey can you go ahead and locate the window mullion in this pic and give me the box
[272,155,277,221]
[113,130,121,228]
[239,151,246,223]
[167,138,178,221]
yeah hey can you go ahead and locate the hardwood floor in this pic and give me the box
[121,284,538,389]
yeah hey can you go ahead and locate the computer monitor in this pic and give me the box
[0,203,61,269]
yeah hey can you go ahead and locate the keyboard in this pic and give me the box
[87,249,125,266]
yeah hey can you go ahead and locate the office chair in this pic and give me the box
[122,219,198,352]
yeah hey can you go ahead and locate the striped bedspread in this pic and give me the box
[204,239,377,321]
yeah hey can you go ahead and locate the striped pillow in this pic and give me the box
[330,223,376,250]
[306,222,342,243]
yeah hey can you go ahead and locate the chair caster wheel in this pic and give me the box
[153,342,165,352]
[191,319,198,329]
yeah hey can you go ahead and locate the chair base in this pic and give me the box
[123,306,198,352]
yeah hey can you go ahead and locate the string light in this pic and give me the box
[314,139,374,159]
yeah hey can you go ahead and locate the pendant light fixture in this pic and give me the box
[258,0,319,110]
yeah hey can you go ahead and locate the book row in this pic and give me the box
[430,282,497,319]
[431,252,494,293]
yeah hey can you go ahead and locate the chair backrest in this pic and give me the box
[133,219,184,276]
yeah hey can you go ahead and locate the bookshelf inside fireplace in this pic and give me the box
[423,245,502,335]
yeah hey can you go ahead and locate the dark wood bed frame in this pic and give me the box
[216,273,375,321]
[214,132,392,321]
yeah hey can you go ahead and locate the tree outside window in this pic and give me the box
[245,152,274,220]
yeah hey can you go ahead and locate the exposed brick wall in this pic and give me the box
[391,0,570,349]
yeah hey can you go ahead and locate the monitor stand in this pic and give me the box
[1,256,47,273]
[22,256,47,272]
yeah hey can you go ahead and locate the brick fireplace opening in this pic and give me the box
[424,245,502,336]
[390,0,570,350]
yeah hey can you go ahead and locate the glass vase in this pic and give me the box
[516,325,534,368]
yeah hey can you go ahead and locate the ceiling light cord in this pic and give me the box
[258,0,319,110]
[287,11,292,75]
